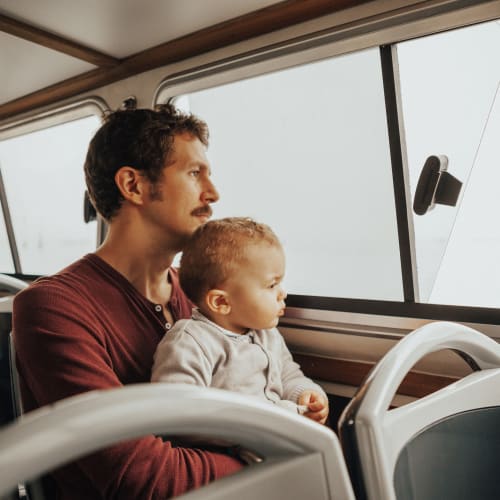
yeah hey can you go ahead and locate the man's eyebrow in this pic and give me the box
[196,163,212,174]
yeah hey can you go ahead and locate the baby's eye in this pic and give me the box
[269,282,277,289]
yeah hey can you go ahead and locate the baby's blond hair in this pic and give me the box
[180,217,281,306]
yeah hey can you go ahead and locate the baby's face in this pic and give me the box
[223,242,287,333]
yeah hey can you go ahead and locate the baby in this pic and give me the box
[152,217,329,424]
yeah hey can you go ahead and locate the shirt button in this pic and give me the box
[155,304,162,312]
[165,323,172,330]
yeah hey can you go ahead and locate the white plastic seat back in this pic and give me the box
[0,274,28,295]
[8,332,23,418]
[0,275,28,499]
[0,383,355,500]
[339,321,500,500]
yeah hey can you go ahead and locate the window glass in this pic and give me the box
[398,20,500,307]
[173,47,403,300]
[0,115,100,275]
[0,206,14,273]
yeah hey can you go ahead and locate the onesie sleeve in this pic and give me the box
[151,321,213,387]
[276,330,327,403]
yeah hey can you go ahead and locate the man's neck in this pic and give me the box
[95,223,178,304]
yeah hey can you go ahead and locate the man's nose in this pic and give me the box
[201,178,219,203]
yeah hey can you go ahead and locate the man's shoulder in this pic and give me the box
[14,254,110,306]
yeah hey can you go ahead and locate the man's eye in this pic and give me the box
[190,169,201,176]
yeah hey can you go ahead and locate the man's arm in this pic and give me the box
[13,284,242,499]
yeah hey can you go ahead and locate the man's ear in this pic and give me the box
[205,289,231,315]
[114,166,146,205]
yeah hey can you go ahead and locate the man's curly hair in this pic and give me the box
[84,104,209,220]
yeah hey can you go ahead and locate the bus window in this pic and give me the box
[0,115,100,275]
[0,210,14,273]
[170,47,403,301]
[398,19,500,307]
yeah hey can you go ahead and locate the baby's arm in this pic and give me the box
[151,323,212,387]
[276,331,330,424]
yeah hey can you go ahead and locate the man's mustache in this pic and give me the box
[191,206,212,217]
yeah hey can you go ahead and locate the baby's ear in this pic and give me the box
[205,289,231,315]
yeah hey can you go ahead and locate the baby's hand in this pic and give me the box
[297,390,329,425]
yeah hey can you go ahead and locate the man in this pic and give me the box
[13,105,243,499]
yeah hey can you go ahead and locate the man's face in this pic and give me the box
[143,132,219,248]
